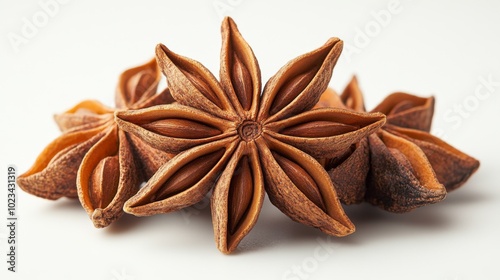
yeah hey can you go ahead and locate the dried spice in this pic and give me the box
[115,17,386,253]
[17,16,481,255]
[316,77,480,212]
[17,59,173,227]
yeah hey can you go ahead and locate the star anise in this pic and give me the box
[17,59,173,227]
[316,77,480,212]
[115,17,386,253]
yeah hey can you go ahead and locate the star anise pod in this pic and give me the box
[17,59,173,227]
[316,77,480,212]
[115,17,386,253]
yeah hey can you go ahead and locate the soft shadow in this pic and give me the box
[178,195,213,226]
[360,202,451,224]
[339,200,463,245]
[44,197,82,211]
[237,191,479,254]
[105,196,214,235]
[235,198,349,254]
[104,214,144,234]
[43,198,150,234]
[344,202,451,228]
[442,187,492,205]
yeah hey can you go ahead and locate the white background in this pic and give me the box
[1,0,499,279]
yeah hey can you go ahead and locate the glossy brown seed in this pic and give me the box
[272,152,326,211]
[231,54,254,111]
[281,120,357,138]
[270,70,317,115]
[142,119,221,139]
[156,44,232,119]
[258,38,343,123]
[182,69,224,109]
[88,156,119,209]
[228,156,254,234]
[153,149,225,201]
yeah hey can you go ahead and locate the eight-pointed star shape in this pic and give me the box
[116,18,385,253]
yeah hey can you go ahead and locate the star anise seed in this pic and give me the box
[18,59,173,227]
[116,17,386,253]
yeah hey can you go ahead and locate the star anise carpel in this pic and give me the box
[116,17,386,253]
[16,16,482,255]
[18,59,173,227]
[316,77,480,212]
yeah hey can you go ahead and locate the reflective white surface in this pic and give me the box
[1,1,499,279]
